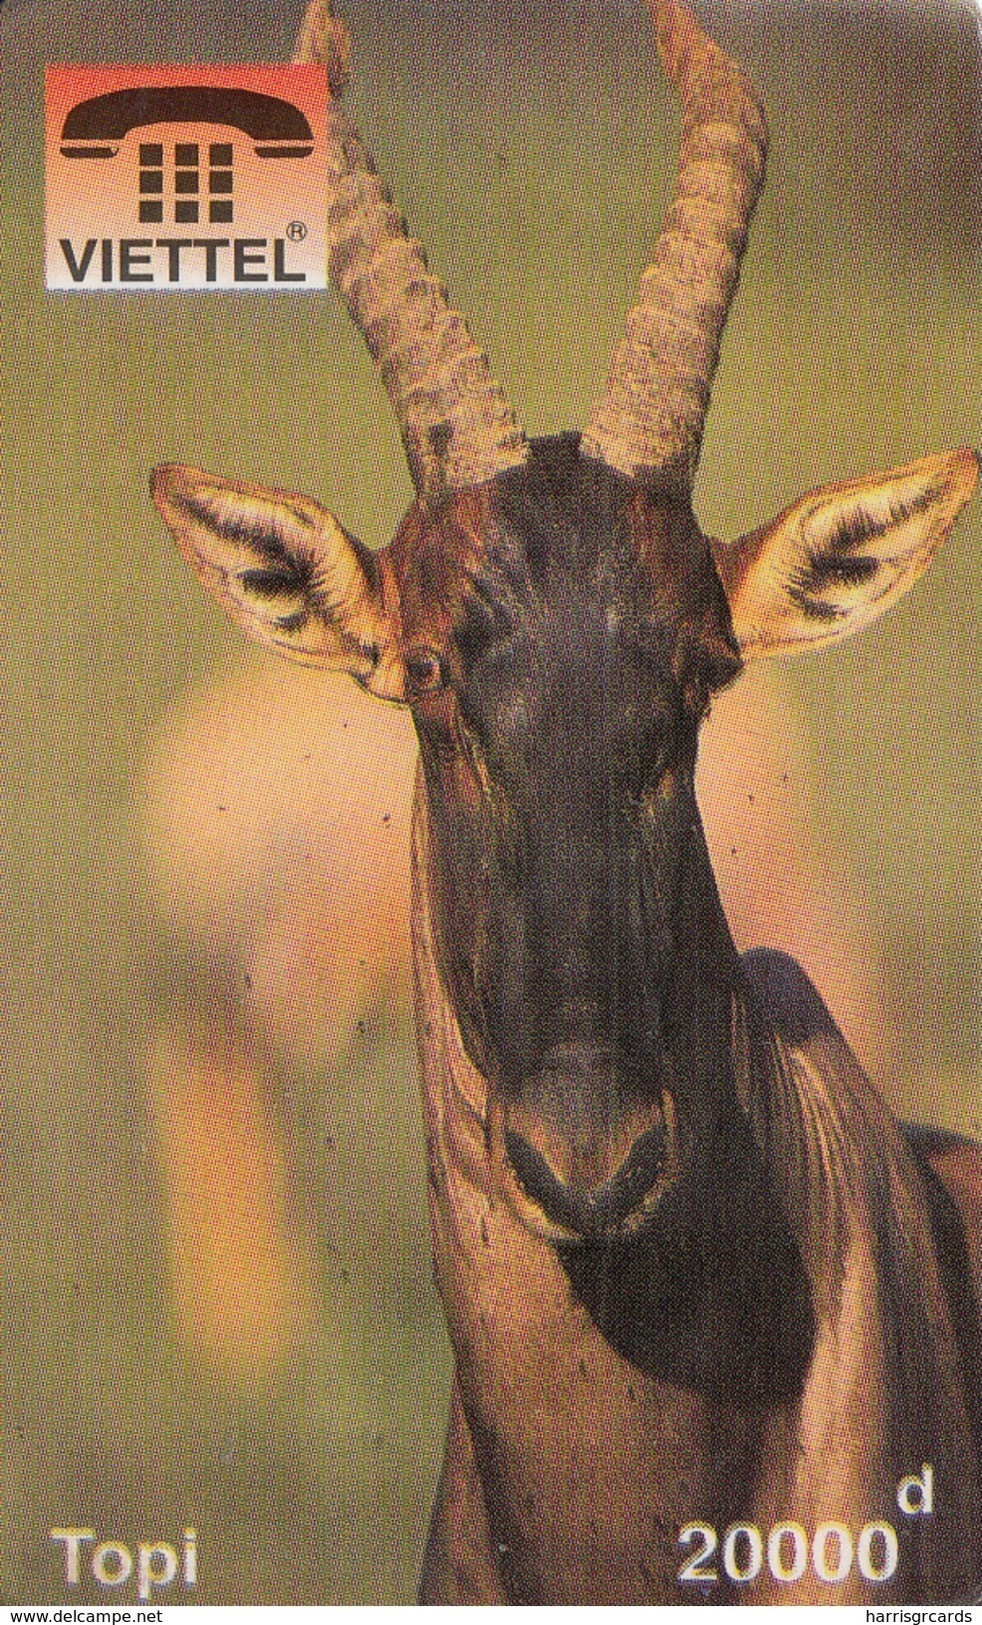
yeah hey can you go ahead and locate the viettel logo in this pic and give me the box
[46,66,327,289]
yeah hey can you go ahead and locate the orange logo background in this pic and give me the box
[46,65,327,289]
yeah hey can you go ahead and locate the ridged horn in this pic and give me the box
[294,1,529,505]
[580,0,768,495]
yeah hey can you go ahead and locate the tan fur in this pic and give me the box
[714,450,979,657]
[411,775,981,1604]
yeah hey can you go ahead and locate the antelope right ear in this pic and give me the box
[151,465,405,700]
[714,450,978,659]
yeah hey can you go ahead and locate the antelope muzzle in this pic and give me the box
[485,996,683,1243]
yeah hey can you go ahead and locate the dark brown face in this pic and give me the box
[154,414,975,1247]
[391,436,744,1242]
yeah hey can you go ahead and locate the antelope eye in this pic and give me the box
[404,645,447,697]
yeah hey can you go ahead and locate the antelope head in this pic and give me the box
[153,0,977,1246]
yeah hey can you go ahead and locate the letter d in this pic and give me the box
[897,1463,934,1516]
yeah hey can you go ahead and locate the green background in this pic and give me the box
[2,0,979,1603]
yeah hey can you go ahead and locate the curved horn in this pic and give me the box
[294,1,528,505]
[580,0,768,494]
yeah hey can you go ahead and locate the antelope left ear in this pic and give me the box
[713,450,979,658]
[151,464,405,700]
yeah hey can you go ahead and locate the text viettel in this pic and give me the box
[57,237,307,285]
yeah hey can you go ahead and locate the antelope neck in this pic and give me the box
[411,766,812,1386]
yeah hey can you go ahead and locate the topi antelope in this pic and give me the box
[152,0,981,1603]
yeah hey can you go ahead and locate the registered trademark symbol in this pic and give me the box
[286,220,307,242]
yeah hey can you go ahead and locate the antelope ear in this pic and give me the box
[151,464,405,700]
[714,450,978,658]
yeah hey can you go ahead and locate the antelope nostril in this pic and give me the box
[503,1124,667,1238]
[503,1130,581,1233]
